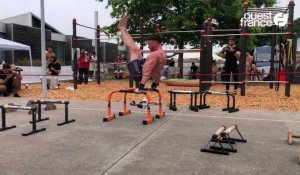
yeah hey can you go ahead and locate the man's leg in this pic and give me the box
[232,67,239,90]
[0,85,7,95]
[118,15,143,87]
[118,15,142,60]
[224,68,231,91]
[78,68,83,84]
[84,68,89,84]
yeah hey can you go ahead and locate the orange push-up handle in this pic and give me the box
[104,89,156,124]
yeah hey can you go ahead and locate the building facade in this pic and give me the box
[0,12,119,66]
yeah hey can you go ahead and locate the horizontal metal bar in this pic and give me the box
[142,49,202,54]
[205,91,231,95]
[3,105,33,110]
[131,30,201,36]
[202,32,291,37]
[38,100,68,104]
[245,81,289,84]
[212,29,241,32]
[202,80,289,84]
[168,90,198,94]
[76,23,99,31]
[73,37,140,41]
[248,7,288,10]
[201,81,242,84]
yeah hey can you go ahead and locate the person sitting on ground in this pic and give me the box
[46,56,61,89]
[117,14,167,91]
[114,67,124,79]
[0,63,22,97]
[189,62,198,80]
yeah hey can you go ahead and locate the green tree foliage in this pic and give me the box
[105,0,277,73]
[294,17,300,33]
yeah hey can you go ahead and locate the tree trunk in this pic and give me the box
[178,40,184,78]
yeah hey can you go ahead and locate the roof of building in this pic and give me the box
[0,12,62,34]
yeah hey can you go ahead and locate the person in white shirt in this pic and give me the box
[89,52,97,80]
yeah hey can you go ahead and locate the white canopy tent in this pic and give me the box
[0,38,32,66]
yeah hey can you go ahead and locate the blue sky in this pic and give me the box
[0,0,299,39]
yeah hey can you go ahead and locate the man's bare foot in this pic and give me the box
[117,15,129,30]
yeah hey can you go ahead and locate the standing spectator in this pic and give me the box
[46,46,56,65]
[46,56,61,89]
[246,51,253,81]
[89,52,97,81]
[168,58,175,78]
[222,36,241,93]
[0,64,22,97]
[189,62,198,79]
[78,50,90,84]
[211,60,218,81]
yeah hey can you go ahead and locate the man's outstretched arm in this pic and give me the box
[140,53,157,86]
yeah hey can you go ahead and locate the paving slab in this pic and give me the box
[0,97,299,175]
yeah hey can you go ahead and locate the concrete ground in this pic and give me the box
[0,97,299,175]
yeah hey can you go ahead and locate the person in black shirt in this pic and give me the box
[189,62,198,79]
[46,56,61,89]
[168,58,175,67]
[0,63,22,97]
[222,36,241,92]
[47,57,61,76]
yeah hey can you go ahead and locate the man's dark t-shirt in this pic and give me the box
[47,63,61,75]
[190,65,198,73]
[0,70,14,90]
[224,46,240,68]
[168,60,175,67]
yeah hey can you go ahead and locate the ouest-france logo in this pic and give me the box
[240,12,288,27]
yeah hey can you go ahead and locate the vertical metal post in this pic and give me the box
[65,103,69,122]
[40,0,47,97]
[2,107,6,128]
[200,21,208,92]
[96,25,101,84]
[239,1,248,96]
[285,0,295,97]
[139,17,145,53]
[72,19,78,89]
[206,18,213,90]
[270,26,276,89]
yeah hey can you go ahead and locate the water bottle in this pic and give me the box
[2,60,5,65]
[142,97,147,109]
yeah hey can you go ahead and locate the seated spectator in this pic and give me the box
[114,67,124,79]
[0,63,22,97]
[45,56,61,89]
[189,62,198,79]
